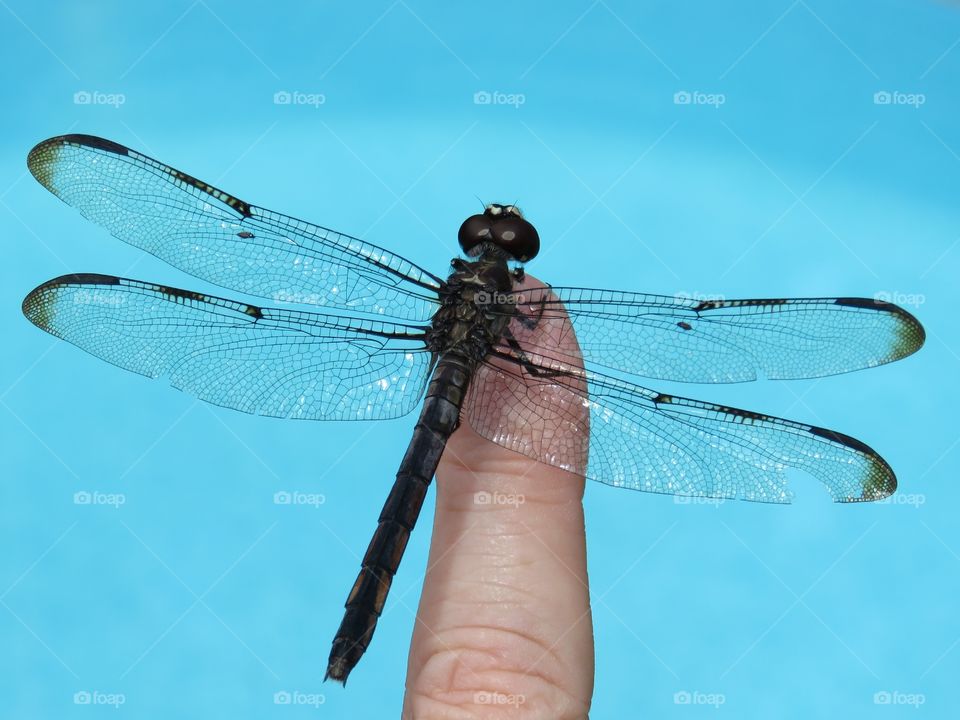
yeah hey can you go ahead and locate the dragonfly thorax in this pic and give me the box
[426,257,516,362]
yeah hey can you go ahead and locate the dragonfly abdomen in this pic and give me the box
[325,351,475,684]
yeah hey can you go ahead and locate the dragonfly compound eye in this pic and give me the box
[457,214,493,257]
[459,206,540,262]
[490,215,540,262]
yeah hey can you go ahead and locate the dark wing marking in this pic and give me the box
[27,135,443,321]
[465,349,895,503]
[23,274,433,421]
[499,287,924,383]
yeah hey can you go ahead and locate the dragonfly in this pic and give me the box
[21,134,925,684]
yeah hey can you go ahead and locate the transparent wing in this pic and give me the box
[501,286,925,383]
[465,352,895,503]
[27,135,443,321]
[22,274,433,421]
[465,284,895,503]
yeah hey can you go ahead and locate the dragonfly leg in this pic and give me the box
[500,329,571,380]
[514,290,549,331]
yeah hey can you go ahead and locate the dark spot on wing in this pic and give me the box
[834,297,889,311]
[152,285,260,320]
[808,425,873,456]
[157,285,205,303]
[28,134,255,220]
[715,405,767,423]
[692,298,789,312]
[237,230,255,239]
[168,168,253,218]
[677,321,692,331]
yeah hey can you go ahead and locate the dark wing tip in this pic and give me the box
[834,297,926,361]
[807,425,897,502]
[23,273,122,329]
[27,134,130,189]
[26,272,121,295]
[28,134,128,160]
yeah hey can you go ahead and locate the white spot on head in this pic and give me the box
[486,204,502,216]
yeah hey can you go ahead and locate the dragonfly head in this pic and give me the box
[458,204,540,263]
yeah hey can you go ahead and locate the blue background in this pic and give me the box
[1,1,957,717]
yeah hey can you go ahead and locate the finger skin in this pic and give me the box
[403,278,594,719]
